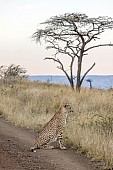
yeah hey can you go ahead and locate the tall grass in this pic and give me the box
[0,80,113,169]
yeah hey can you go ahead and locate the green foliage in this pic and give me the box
[0,64,27,86]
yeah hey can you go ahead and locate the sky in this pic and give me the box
[0,0,113,76]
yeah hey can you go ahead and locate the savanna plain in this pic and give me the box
[0,80,113,169]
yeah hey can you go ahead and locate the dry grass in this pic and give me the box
[0,80,113,169]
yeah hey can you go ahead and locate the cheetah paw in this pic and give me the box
[60,146,66,150]
[30,146,36,152]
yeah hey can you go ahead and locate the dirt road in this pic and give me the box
[0,118,100,170]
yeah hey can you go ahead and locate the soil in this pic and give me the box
[0,118,101,170]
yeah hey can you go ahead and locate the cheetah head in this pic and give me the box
[63,103,73,113]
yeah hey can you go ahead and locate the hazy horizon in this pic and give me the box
[28,75,113,90]
[29,73,113,75]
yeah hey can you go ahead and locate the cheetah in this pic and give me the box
[30,102,73,152]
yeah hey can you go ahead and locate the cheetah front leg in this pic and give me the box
[58,132,66,150]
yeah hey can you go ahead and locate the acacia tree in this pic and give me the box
[32,13,113,92]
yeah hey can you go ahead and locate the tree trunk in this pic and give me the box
[70,79,74,90]
[89,81,92,89]
[76,57,82,92]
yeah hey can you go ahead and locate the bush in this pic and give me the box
[0,64,27,86]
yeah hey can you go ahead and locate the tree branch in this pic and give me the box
[44,57,72,84]
[84,43,113,52]
[80,62,96,85]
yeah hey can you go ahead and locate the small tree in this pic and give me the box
[0,64,27,85]
[86,79,93,89]
[32,13,113,92]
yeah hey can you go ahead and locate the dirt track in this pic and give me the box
[0,118,100,170]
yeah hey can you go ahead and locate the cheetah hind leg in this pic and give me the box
[41,144,54,149]
[41,137,57,149]
[30,144,54,151]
